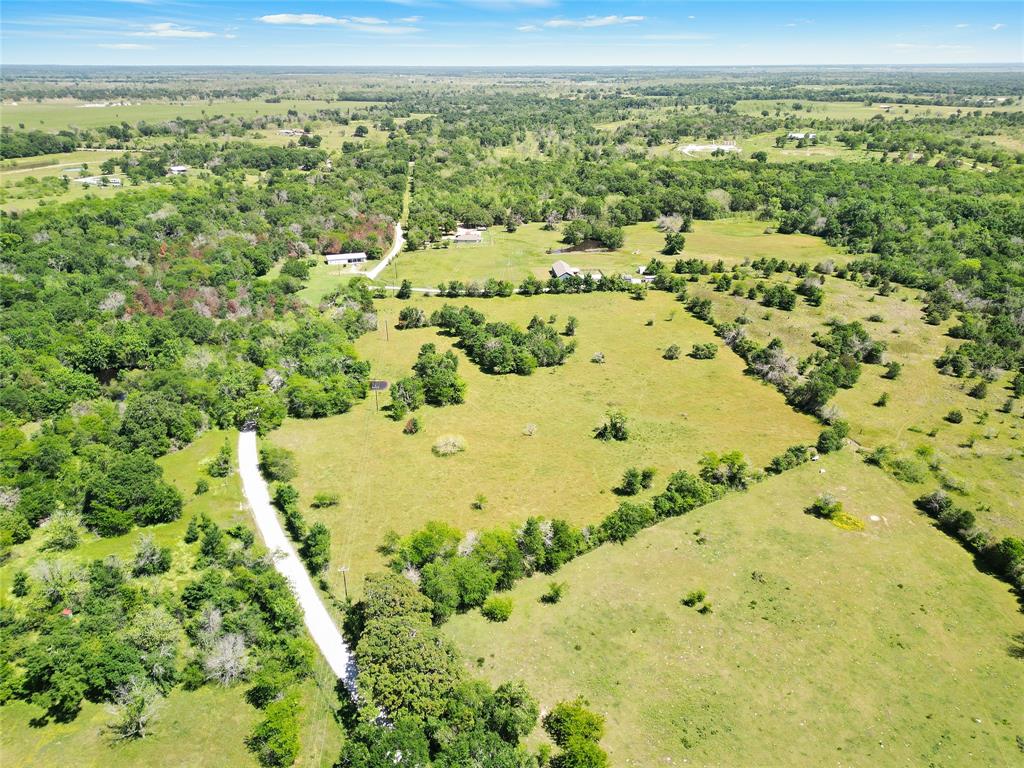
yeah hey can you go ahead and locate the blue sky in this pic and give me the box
[2,1,1020,67]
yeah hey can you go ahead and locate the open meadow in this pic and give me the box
[683,272,1024,537]
[271,289,822,595]
[298,219,846,302]
[446,449,1024,766]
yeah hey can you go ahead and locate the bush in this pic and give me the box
[247,692,301,767]
[310,492,339,508]
[195,478,210,495]
[875,392,889,407]
[681,589,707,607]
[598,502,655,543]
[544,698,605,747]
[481,596,513,622]
[432,434,466,457]
[882,361,902,379]
[541,581,566,604]
[968,381,988,399]
[594,411,628,442]
[590,352,605,364]
[689,343,717,359]
[945,409,963,424]
[207,439,232,477]
[403,417,421,434]
[258,444,296,482]
[616,467,643,495]
[806,493,842,519]
[816,421,850,454]
[662,344,681,360]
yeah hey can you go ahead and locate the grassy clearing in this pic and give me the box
[1,99,376,132]
[298,219,845,302]
[685,272,1024,537]
[734,99,1022,120]
[445,450,1024,766]
[271,290,821,596]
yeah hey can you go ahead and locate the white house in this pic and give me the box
[75,175,122,187]
[452,227,483,244]
[168,165,189,175]
[324,252,369,266]
[787,132,817,140]
[551,260,580,280]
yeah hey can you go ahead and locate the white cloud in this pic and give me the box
[399,16,422,23]
[642,33,712,41]
[544,15,645,29]
[257,13,420,34]
[98,42,152,49]
[688,15,696,20]
[131,22,216,38]
[992,23,1006,31]
[955,23,969,28]
[517,25,540,32]
[259,14,347,26]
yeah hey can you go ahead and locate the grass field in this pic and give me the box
[734,99,1022,120]
[683,271,1024,537]
[1,99,377,132]
[271,290,821,596]
[445,450,1024,766]
[297,219,846,303]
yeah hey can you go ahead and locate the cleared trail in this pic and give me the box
[237,430,357,694]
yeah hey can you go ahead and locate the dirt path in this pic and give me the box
[237,430,357,694]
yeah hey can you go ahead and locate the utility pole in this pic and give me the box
[338,566,349,602]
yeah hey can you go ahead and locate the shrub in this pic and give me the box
[258,444,296,482]
[195,478,210,495]
[945,409,963,424]
[541,581,566,604]
[640,467,656,489]
[594,411,628,442]
[471,493,487,510]
[397,305,427,329]
[616,467,643,495]
[875,392,889,407]
[590,352,605,364]
[481,596,513,622]
[207,439,232,478]
[816,420,850,454]
[247,692,301,767]
[432,434,466,457]
[806,493,842,519]
[690,343,717,359]
[403,417,421,435]
[662,344,681,360]
[310,492,339,508]
[543,698,605,747]
[681,589,706,607]
[598,502,655,543]
[968,381,988,399]
[766,445,811,474]
[882,361,902,379]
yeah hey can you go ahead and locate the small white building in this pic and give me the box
[76,175,122,187]
[324,252,369,266]
[452,227,483,244]
[168,165,189,175]
[787,132,817,140]
[551,260,580,280]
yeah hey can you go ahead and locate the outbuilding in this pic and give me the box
[324,252,369,266]
[551,260,581,279]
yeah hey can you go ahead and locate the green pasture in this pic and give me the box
[271,290,821,596]
[446,450,1024,766]
[734,98,1023,120]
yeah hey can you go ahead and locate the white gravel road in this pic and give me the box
[237,430,357,694]
[363,222,404,281]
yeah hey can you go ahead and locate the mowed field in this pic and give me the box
[734,98,1023,120]
[683,272,1024,537]
[271,290,822,595]
[0,430,342,768]
[298,219,845,303]
[1,99,377,132]
[445,450,1024,766]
